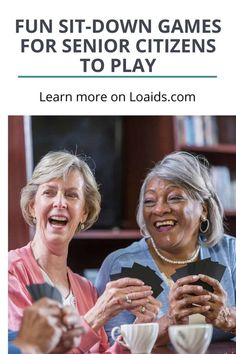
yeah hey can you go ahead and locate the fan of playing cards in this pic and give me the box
[171,258,226,292]
[27,282,63,304]
[110,262,164,297]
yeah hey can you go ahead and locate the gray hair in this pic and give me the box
[21,151,101,232]
[136,151,224,247]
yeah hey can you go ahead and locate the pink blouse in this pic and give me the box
[8,242,123,353]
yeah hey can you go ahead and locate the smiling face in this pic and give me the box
[143,177,207,252]
[29,170,87,249]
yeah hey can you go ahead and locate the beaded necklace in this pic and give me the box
[150,238,200,265]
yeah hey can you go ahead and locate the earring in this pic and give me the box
[32,217,37,224]
[80,223,85,231]
[200,216,210,233]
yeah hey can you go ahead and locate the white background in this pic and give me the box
[1,0,236,115]
[1,0,235,351]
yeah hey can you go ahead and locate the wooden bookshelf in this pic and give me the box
[175,116,236,237]
[75,229,140,240]
[179,144,236,154]
[224,210,236,217]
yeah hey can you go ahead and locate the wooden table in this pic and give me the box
[102,341,236,353]
[152,341,236,353]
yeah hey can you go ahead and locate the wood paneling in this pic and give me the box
[121,116,176,228]
[8,116,29,250]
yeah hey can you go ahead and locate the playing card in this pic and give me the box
[51,286,64,304]
[171,258,226,293]
[171,266,189,282]
[27,284,41,301]
[40,282,53,298]
[201,260,226,280]
[110,262,163,297]
[193,258,211,274]
[27,282,63,304]
[110,272,123,281]
[192,259,226,292]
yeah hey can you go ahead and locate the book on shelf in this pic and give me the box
[217,116,236,145]
[193,116,204,146]
[230,181,236,211]
[210,165,236,210]
[176,116,219,146]
[203,116,218,145]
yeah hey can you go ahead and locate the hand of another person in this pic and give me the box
[12,298,63,354]
[168,275,211,324]
[132,295,161,323]
[84,277,154,331]
[198,274,236,333]
[52,305,85,354]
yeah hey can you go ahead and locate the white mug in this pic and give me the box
[111,323,159,354]
[168,324,213,354]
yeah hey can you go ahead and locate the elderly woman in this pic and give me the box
[96,151,236,345]
[8,151,161,353]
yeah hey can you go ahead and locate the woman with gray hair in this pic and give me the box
[9,151,161,353]
[96,151,236,345]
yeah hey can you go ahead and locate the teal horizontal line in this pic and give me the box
[18,75,217,79]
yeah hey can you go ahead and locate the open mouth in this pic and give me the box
[49,216,68,227]
[154,220,177,232]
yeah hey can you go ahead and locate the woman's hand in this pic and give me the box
[52,305,85,354]
[84,277,154,332]
[198,274,236,333]
[132,295,161,323]
[151,275,211,347]
[13,298,63,354]
[168,275,211,324]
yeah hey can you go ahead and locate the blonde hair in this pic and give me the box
[21,151,101,232]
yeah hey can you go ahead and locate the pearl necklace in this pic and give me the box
[150,238,200,265]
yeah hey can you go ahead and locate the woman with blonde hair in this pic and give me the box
[9,151,161,353]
